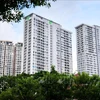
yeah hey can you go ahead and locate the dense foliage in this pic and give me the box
[0,67,100,100]
[0,0,56,22]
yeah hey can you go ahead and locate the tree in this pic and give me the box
[33,70,49,80]
[0,0,56,22]
[0,76,9,93]
[0,88,15,100]
[0,76,44,100]
[72,73,100,100]
[39,70,72,100]
[1,70,100,100]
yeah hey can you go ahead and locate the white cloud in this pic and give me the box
[0,22,23,44]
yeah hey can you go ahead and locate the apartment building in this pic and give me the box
[0,41,14,76]
[0,41,23,76]
[94,25,100,75]
[23,13,72,74]
[13,43,23,76]
[76,24,100,75]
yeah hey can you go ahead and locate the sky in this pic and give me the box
[0,0,100,72]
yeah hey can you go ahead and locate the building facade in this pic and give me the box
[94,25,100,76]
[0,41,14,76]
[13,43,23,76]
[0,41,23,76]
[76,24,100,75]
[23,13,72,74]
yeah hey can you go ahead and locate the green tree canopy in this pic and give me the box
[0,68,100,100]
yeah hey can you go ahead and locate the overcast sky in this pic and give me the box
[0,0,100,72]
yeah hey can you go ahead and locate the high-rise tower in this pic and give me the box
[76,24,100,75]
[13,42,23,76]
[0,41,14,76]
[23,13,72,74]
